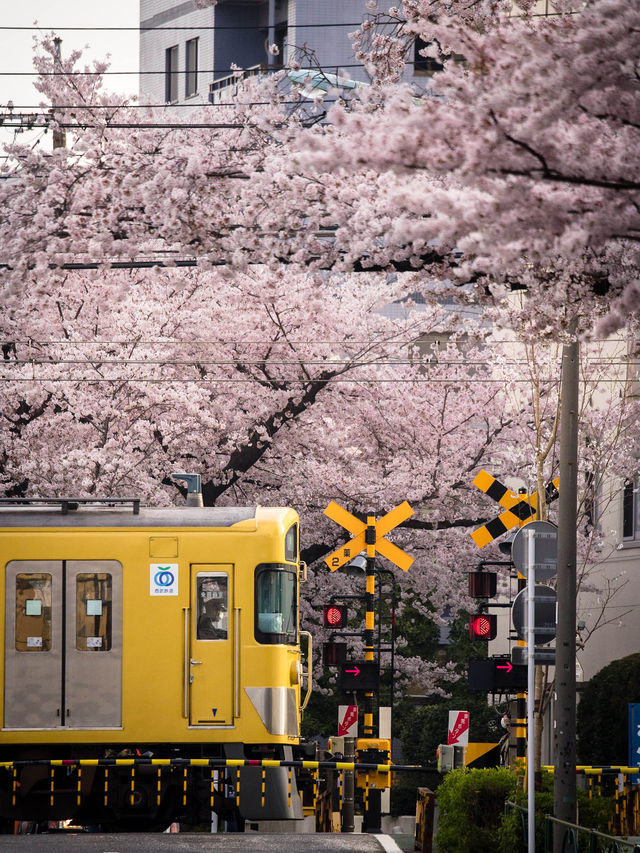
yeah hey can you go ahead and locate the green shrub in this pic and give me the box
[577,653,640,765]
[434,767,517,853]
[497,771,615,852]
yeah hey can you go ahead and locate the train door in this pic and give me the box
[4,560,122,729]
[189,565,233,725]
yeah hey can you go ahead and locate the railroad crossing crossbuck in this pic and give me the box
[323,501,414,571]
[470,470,560,548]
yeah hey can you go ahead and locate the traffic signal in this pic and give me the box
[468,570,497,598]
[469,613,498,640]
[323,604,347,629]
[322,641,347,666]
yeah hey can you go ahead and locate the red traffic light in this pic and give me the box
[469,613,497,640]
[323,604,347,628]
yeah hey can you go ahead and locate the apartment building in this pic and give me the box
[139,0,428,105]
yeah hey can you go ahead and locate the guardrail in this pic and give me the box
[506,800,640,852]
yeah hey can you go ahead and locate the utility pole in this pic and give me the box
[553,336,579,849]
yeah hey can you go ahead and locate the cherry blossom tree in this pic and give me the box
[286,0,640,337]
[1,26,637,700]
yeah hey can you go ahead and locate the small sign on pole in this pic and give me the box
[338,704,358,737]
[448,710,470,746]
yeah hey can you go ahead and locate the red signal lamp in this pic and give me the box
[469,613,497,641]
[323,604,347,629]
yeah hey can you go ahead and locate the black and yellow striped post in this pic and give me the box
[363,517,376,740]
[515,487,530,761]
[362,518,382,834]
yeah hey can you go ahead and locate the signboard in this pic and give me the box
[511,521,557,580]
[511,646,556,666]
[150,564,178,596]
[338,660,380,692]
[338,704,358,737]
[512,585,557,644]
[448,710,470,745]
[468,658,528,692]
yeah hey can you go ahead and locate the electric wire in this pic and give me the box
[0,22,382,32]
[0,60,427,77]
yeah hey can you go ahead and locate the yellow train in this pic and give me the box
[0,490,312,829]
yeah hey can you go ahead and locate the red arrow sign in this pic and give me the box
[338,705,358,737]
[496,661,513,673]
[345,666,360,676]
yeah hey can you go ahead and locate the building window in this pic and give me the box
[623,479,639,541]
[413,36,444,76]
[165,45,179,103]
[186,38,198,98]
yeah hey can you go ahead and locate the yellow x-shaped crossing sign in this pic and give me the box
[323,500,414,572]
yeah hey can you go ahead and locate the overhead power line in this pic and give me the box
[0,60,425,77]
[0,22,379,32]
[0,376,628,385]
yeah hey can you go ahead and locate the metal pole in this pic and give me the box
[362,517,382,833]
[553,337,579,851]
[526,529,536,853]
[342,737,355,833]
[364,517,376,739]
[267,0,276,65]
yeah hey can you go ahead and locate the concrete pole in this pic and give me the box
[553,336,579,850]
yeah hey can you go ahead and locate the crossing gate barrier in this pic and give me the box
[1,755,432,820]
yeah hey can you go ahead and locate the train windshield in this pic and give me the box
[254,564,297,645]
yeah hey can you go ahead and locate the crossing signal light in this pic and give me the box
[468,571,497,598]
[323,604,347,629]
[469,613,497,641]
[323,641,347,666]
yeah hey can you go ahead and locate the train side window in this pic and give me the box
[76,573,112,651]
[15,573,52,652]
[196,573,228,640]
[255,564,297,645]
[284,523,298,563]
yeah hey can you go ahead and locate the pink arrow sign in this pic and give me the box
[345,666,360,676]
[496,662,513,673]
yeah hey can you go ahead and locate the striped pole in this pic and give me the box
[364,517,376,739]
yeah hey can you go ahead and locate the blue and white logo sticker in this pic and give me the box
[150,564,179,596]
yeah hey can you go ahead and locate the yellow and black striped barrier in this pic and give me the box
[2,756,435,815]
[0,757,433,773]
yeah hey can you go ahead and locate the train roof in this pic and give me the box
[0,500,295,529]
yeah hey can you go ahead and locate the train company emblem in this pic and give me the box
[150,563,179,595]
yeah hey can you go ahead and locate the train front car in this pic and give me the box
[0,498,311,830]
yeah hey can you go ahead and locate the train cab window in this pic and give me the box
[15,573,52,652]
[76,573,112,651]
[196,573,228,640]
[254,564,297,645]
[284,523,298,563]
